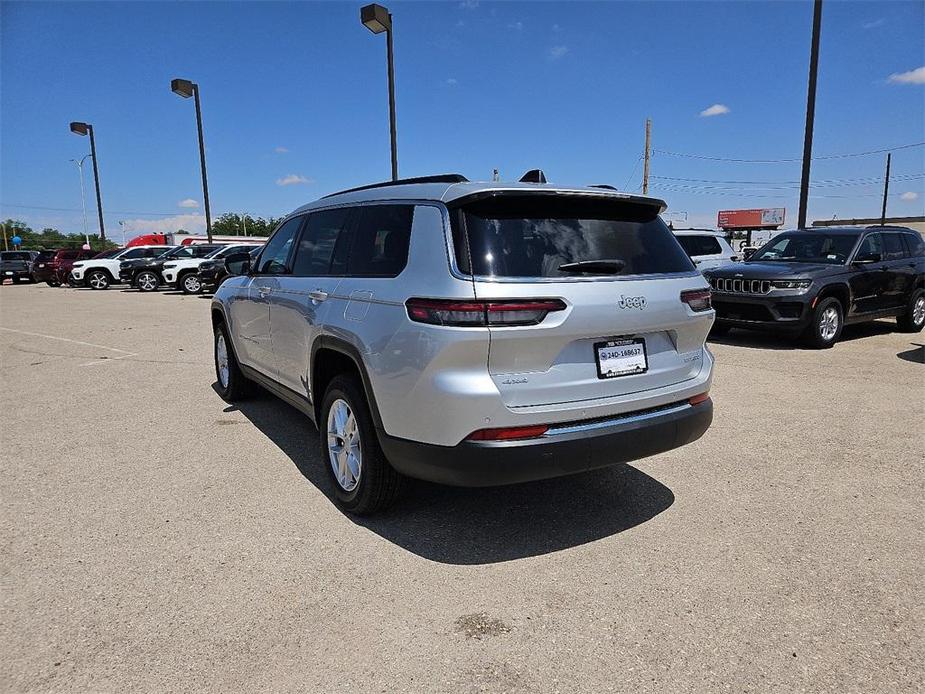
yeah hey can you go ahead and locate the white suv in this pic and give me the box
[672,230,738,272]
[71,245,172,289]
[212,173,715,514]
[162,244,263,294]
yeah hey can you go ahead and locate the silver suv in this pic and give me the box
[211,174,715,514]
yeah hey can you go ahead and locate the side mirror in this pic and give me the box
[224,251,252,276]
[853,252,881,265]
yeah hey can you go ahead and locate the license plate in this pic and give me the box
[595,338,648,379]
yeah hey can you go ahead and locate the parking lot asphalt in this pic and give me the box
[1,282,923,693]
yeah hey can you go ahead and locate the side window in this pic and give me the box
[256,217,303,274]
[676,235,722,257]
[121,248,147,259]
[883,233,906,261]
[903,233,925,257]
[856,233,883,259]
[347,205,414,277]
[291,208,352,277]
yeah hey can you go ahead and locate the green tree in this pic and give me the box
[212,213,281,238]
[1,219,117,251]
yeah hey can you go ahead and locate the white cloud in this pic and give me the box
[274,146,289,154]
[700,103,731,117]
[862,18,886,29]
[458,0,478,8]
[445,78,458,86]
[276,174,313,186]
[507,21,523,31]
[552,23,561,32]
[122,214,206,236]
[178,198,199,208]
[548,45,569,60]
[888,66,925,84]
[900,191,920,201]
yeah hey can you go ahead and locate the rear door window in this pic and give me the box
[903,233,925,257]
[291,208,352,276]
[347,205,414,277]
[675,235,723,257]
[883,233,906,260]
[452,195,694,278]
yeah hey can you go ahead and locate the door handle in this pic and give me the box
[308,289,329,302]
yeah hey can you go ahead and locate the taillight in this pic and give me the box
[405,298,566,327]
[689,391,710,406]
[680,289,712,312]
[466,424,549,441]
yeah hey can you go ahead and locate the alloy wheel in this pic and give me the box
[914,296,925,327]
[183,275,201,293]
[820,306,839,341]
[216,333,230,388]
[138,273,158,291]
[327,399,362,492]
[88,272,108,289]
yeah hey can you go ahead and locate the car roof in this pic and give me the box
[291,179,667,216]
[672,229,725,236]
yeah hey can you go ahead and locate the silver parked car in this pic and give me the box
[672,229,738,271]
[211,173,715,514]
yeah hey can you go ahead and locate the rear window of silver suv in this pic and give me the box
[450,194,695,278]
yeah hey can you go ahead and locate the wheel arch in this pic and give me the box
[815,282,851,313]
[310,336,384,431]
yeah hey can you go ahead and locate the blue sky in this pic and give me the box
[2,0,923,239]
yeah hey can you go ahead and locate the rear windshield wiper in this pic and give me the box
[557,259,626,274]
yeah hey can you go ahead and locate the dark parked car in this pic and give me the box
[704,226,925,348]
[30,250,59,284]
[197,246,261,292]
[119,244,220,291]
[0,251,38,284]
[44,248,98,286]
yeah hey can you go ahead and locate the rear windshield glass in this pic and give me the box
[675,235,723,257]
[451,195,694,278]
[1,252,32,261]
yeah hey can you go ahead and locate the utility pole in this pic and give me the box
[880,152,891,225]
[642,118,652,195]
[797,0,823,230]
[2,222,8,251]
[242,213,248,236]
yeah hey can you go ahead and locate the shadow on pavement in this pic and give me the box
[709,319,898,351]
[897,343,924,364]
[220,386,675,565]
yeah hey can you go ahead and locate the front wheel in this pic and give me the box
[135,271,160,292]
[897,288,925,333]
[180,273,202,294]
[320,375,403,515]
[87,270,110,290]
[803,297,842,349]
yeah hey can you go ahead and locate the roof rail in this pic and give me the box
[589,184,618,190]
[865,224,915,231]
[322,174,469,198]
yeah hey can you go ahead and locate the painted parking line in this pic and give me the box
[0,326,137,366]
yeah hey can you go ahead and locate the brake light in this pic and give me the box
[406,298,566,327]
[680,289,712,312]
[466,424,549,441]
[689,391,710,406]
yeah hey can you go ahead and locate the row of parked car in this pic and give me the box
[1,241,264,294]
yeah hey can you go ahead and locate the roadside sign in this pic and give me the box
[718,208,785,229]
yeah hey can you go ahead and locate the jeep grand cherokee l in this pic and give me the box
[704,226,925,347]
[211,174,715,514]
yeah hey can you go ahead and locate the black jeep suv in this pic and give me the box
[119,244,221,291]
[704,226,925,348]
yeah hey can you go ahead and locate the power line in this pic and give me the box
[650,173,924,186]
[0,203,281,218]
[652,141,925,164]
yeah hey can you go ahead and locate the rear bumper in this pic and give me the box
[379,398,713,487]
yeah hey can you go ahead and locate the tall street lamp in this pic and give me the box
[69,121,106,240]
[69,154,93,247]
[171,78,213,243]
[797,0,823,230]
[361,3,398,181]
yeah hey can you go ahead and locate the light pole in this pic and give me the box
[171,78,213,243]
[69,122,106,240]
[70,154,92,247]
[361,4,398,181]
[797,0,823,230]
[119,220,127,246]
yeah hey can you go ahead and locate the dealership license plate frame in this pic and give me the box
[594,337,648,379]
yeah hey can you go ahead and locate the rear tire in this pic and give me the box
[320,375,403,515]
[135,270,160,292]
[897,288,925,333]
[214,322,250,402]
[87,270,110,290]
[180,273,202,294]
[803,297,842,349]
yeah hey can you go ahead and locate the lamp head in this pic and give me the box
[69,122,89,136]
[171,78,196,98]
[361,4,391,34]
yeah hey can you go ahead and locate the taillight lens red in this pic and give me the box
[689,391,710,406]
[406,298,566,327]
[680,289,712,312]
[466,424,549,441]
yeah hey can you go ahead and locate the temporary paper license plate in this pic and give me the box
[595,338,648,379]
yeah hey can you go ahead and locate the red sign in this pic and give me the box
[717,208,785,229]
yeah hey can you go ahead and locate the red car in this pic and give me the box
[51,248,108,286]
